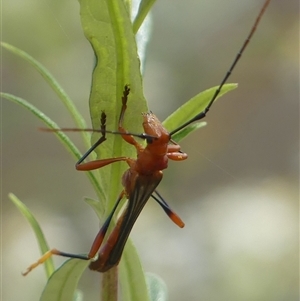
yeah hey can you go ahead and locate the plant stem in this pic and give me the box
[102,267,118,301]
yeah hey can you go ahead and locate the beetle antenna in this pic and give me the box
[170,0,271,136]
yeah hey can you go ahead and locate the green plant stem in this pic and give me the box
[102,268,118,301]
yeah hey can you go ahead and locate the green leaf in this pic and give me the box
[85,197,105,221]
[163,84,238,133]
[40,259,90,301]
[79,0,148,212]
[79,0,150,300]
[133,0,157,34]
[0,42,90,149]
[146,273,168,301]
[8,193,54,279]
[119,239,150,301]
[132,0,153,73]
[1,92,103,202]
[172,121,207,143]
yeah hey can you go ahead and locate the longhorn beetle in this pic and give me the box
[23,0,271,275]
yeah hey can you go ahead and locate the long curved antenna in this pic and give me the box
[170,0,271,136]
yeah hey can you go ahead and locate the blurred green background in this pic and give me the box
[2,0,298,300]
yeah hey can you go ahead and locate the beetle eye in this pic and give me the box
[146,137,153,144]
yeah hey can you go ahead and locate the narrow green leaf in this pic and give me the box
[132,0,153,73]
[84,197,105,221]
[146,273,168,301]
[40,259,90,301]
[1,42,90,149]
[8,193,54,278]
[172,121,207,143]
[119,239,150,301]
[72,290,83,301]
[133,0,157,34]
[1,92,103,202]
[163,84,237,132]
